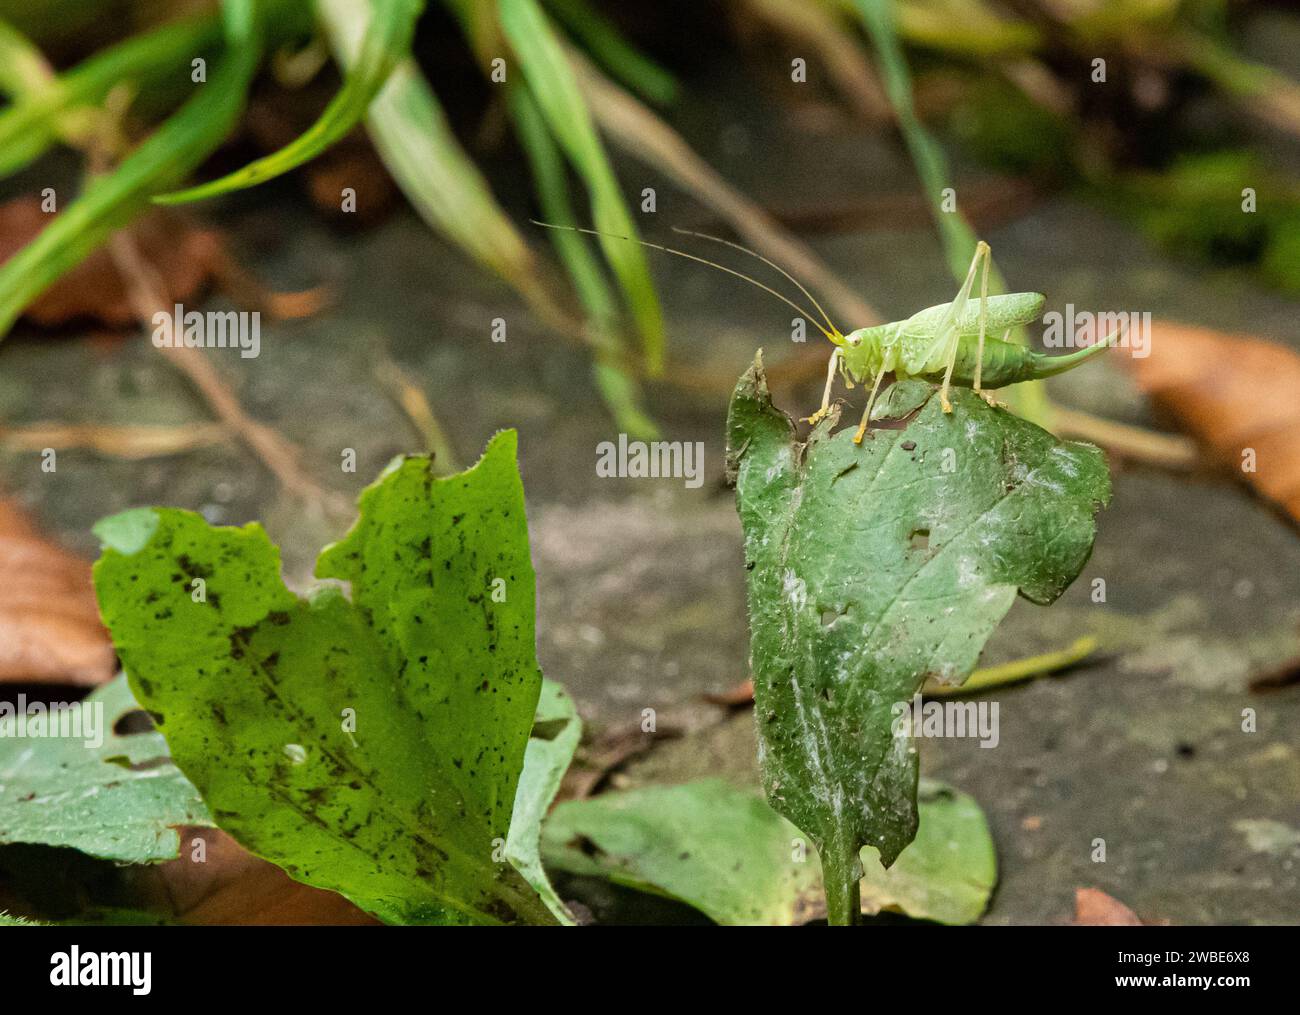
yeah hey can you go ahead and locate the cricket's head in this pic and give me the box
[838,324,895,377]
[842,325,890,348]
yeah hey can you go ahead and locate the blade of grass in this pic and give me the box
[0,19,55,97]
[851,0,977,279]
[0,0,261,339]
[922,637,1097,697]
[890,0,1039,58]
[510,86,616,330]
[544,0,677,105]
[316,0,530,286]
[497,0,666,374]
[0,18,59,172]
[511,84,658,437]
[154,0,424,204]
[1176,28,1300,139]
[0,13,223,179]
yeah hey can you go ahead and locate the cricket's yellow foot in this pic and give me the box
[803,408,829,425]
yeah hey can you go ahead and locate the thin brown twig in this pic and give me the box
[370,345,462,475]
[0,422,228,459]
[1049,405,1199,471]
[106,230,347,513]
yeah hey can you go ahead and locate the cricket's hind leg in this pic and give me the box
[803,348,841,426]
[853,364,888,444]
[937,240,990,412]
[938,326,961,413]
[973,245,991,394]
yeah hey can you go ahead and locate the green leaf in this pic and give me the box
[0,0,260,340]
[498,0,666,373]
[541,777,995,925]
[727,360,1109,922]
[155,0,424,204]
[93,432,556,925]
[0,675,212,863]
[506,678,582,924]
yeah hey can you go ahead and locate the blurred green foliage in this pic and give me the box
[0,0,1295,436]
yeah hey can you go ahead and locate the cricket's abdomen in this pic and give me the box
[913,334,1037,388]
[912,331,1114,388]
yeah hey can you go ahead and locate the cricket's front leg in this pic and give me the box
[803,348,841,425]
[853,364,888,444]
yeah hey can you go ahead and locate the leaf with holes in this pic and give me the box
[0,674,211,862]
[92,431,556,925]
[727,358,1108,924]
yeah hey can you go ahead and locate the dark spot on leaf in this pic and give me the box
[176,554,213,580]
[111,755,171,772]
[832,462,859,484]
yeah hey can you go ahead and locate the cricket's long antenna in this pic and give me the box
[530,220,841,343]
[670,226,840,339]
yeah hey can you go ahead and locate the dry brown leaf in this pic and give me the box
[0,198,326,328]
[1129,321,1300,522]
[1073,887,1144,926]
[0,498,114,685]
[136,828,378,926]
[0,199,220,328]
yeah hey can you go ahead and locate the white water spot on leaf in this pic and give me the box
[1049,445,1081,478]
[783,570,808,611]
[284,744,308,765]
